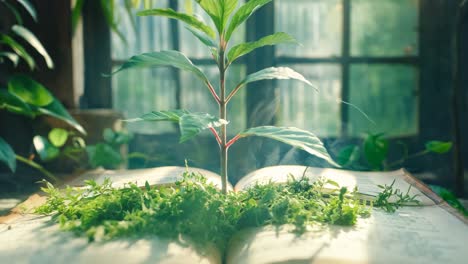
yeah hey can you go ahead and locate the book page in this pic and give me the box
[226,205,468,264]
[0,214,222,264]
[234,166,435,206]
[68,166,232,191]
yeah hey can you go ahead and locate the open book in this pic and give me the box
[0,166,467,264]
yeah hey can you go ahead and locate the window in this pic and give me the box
[111,0,419,138]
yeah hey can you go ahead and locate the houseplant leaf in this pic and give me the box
[38,100,86,135]
[8,74,54,107]
[12,25,54,69]
[33,135,60,161]
[238,126,339,167]
[0,52,20,67]
[71,0,85,34]
[125,109,190,122]
[86,143,122,169]
[179,113,228,143]
[363,133,389,170]
[235,67,317,93]
[337,145,360,167]
[48,128,69,147]
[0,89,34,117]
[138,8,216,39]
[195,0,223,33]
[17,0,38,22]
[0,34,35,70]
[228,32,297,63]
[0,137,16,172]
[184,26,217,49]
[112,51,209,83]
[425,141,452,154]
[124,110,225,143]
[225,0,272,41]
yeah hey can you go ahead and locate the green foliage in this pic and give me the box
[374,180,420,213]
[113,51,208,82]
[238,126,340,167]
[33,135,61,161]
[425,141,453,154]
[49,128,69,148]
[11,25,54,68]
[32,128,133,170]
[0,136,16,172]
[363,133,389,170]
[137,8,216,39]
[430,185,468,216]
[337,133,452,171]
[0,0,51,70]
[113,0,338,193]
[36,172,372,249]
[227,32,297,63]
[8,74,54,107]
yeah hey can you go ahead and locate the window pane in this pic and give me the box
[112,68,178,134]
[179,1,245,59]
[180,65,247,133]
[275,0,342,58]
[112,0,172,60]
[349,65,418,136]
[351,0,419,57]
[277,65,341,137]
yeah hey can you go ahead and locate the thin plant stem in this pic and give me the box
[15,155,59,182]
[219,39,228,194]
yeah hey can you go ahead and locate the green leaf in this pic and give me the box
[86,143,122,169]
[0,137,16,172]
[337,145,360,167]
[12,25,54,69]
[103,128,116,143]
[138,8,216,39]
[225,0,272,41]
[237,67,317,91]
[363,133,389,170]
[33,136,60,161]
[179,113,228,143]
[238,126,339,167]
[71,0,85,35]
[48,128,69,147]
[185,26,217,49]
[0,89,34,117]
[0,52,20,67]
[425,141,452,154]
[8,75,54,107]
[100,0,126,43]
[228,32,297,63]
[0,34,35,70]
[125,109,190,123]
[112,51,209,83]
[37,100,86,135]
[17,0,38,22]
[220,0,239,29]
[124,110,225,143]
[195,0,223,33]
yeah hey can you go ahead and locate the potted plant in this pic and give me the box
[0,0,85,182]
[113,0,339,193]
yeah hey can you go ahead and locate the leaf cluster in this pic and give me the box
[337,132,452,171]
[373,180,420,213]
[33,128,133,170]
[36,172,371,250]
